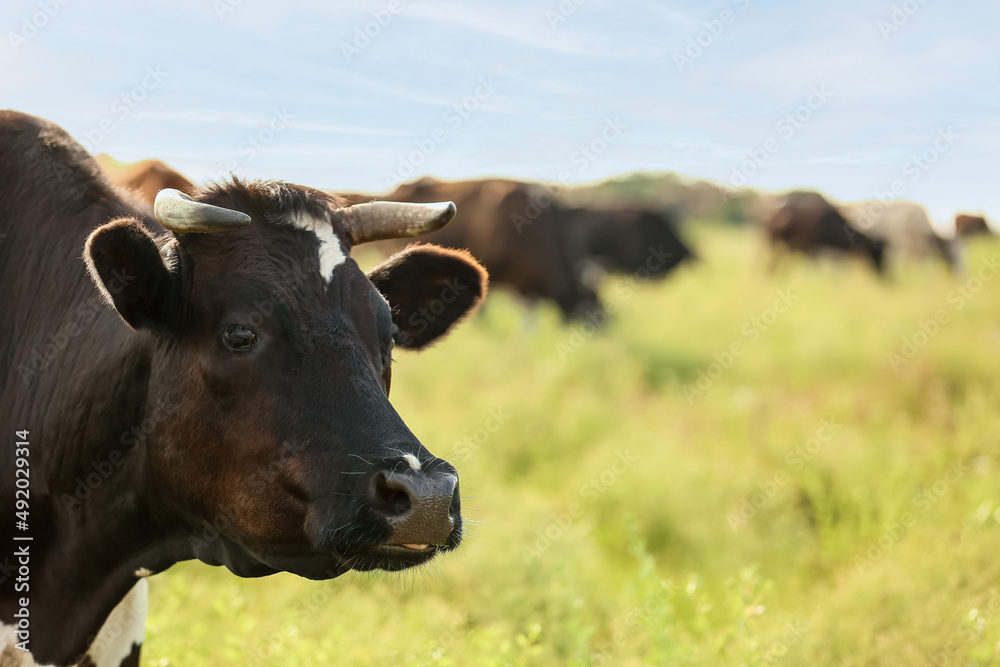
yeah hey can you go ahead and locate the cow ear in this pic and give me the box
[367,244,488,350]
[85,217,181,332]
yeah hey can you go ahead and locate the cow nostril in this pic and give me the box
[371,472,412,518]
[366,467,459,547]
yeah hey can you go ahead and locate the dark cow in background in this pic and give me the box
[843,200,962,273]
[955,213,992,237]
[0,111,487,666]
[562,206,693,278]
[95,154,197,205]
[373,177,694,319]
[765,190,886,273]
[376,177,600,318]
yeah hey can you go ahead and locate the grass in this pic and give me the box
[142,225,1000,666]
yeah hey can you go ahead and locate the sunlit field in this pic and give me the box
[142,225,1000,666]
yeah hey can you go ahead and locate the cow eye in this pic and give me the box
[221,324,257,352]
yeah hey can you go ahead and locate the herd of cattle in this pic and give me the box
[95,155,993,319]
[0,111,994,666]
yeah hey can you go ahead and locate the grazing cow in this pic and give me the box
[375,178,693,319]
[844,200,962,272]
[955,213,992,237]
[560,206,694,278]
[766,191,886,273]
[378,177,600,318]
[95,154,197,205]
[0,111,487,666]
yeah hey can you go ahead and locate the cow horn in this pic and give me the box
[153,189,251,234]
[338,201,456,245]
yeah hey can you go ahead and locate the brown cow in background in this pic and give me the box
[765,191,886,273]
[955,213,992,237]
[367,177,695,319]
[374,177,601,319]
[95,154,196,204]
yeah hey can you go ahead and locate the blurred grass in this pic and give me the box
[143,226,1000,666]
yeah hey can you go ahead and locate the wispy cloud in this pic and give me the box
[1,0,997,218]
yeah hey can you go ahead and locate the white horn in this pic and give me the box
[153,188,251,234]
[338,201,456,245]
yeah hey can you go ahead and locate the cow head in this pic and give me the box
[83,179,487,579]
[578,208,693,277]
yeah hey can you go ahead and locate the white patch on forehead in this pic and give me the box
[403,453,422,471]
[290,211,347,282]
[134,567,152,578]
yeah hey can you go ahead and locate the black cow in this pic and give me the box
[0,111,487,665]
[561,206,694,280]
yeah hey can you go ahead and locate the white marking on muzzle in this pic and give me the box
[290,211,346,282]
[402,453,421,471]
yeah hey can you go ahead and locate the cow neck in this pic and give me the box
[26,324,191,664]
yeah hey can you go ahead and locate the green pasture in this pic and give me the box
[142,225,1000,666]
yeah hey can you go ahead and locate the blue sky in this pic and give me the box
[3,0,998,225]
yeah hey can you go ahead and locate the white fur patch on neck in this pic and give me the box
[1,580,146,666]
[1,625,56,666]
[402,454,422,471]
[83,579,148,666]
[289,211,346,282]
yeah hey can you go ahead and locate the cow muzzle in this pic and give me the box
[367,467,459,549]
